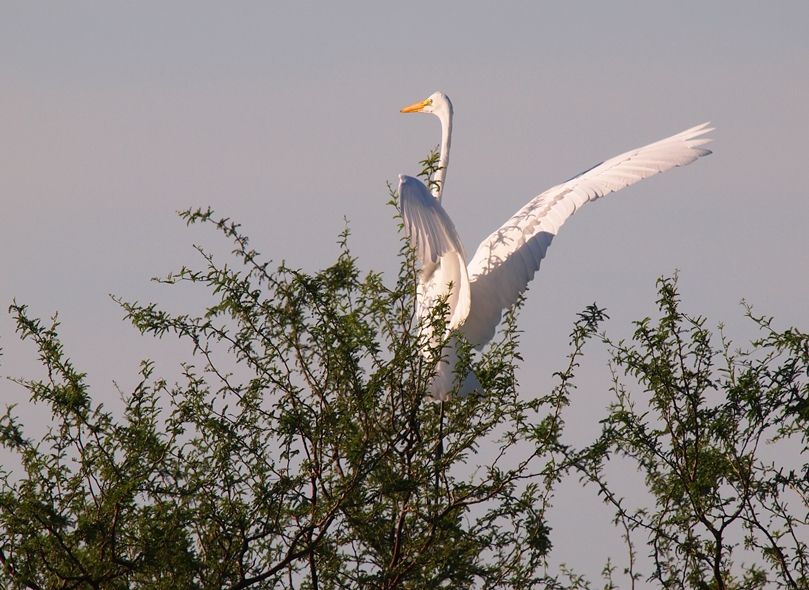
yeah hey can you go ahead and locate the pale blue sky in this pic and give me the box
[1,1,807,581]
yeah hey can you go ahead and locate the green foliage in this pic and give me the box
[0,194,806,589]
[569,276,809,589]
[0,192,575,589]
[417,148,442,196]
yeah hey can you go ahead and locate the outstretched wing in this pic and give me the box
[462,122,713,348]
[398,174,471,332]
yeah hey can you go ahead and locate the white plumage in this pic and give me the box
[399,92,712,399]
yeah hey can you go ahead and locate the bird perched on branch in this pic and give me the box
[399,91,712,399]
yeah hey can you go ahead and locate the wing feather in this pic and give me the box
[399,175,471,332]
[462,122,713,347]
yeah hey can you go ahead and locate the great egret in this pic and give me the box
[398,91,713,400]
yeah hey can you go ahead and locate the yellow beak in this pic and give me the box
[400,98,431,113]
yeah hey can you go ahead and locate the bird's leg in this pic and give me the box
[434,400,445,492]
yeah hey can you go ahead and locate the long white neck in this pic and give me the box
[433,105,453,203]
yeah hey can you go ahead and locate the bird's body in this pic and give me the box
[399,92,712,399]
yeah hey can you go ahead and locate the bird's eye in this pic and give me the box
[425,99,433,106]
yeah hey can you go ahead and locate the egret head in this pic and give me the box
[400,91,453,120]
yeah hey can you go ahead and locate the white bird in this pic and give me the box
[399,91,712,400]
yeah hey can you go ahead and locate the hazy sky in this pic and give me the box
[1,1,807,581]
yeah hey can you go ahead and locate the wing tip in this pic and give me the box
[682,121,714,142]
[679,122,714,158]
